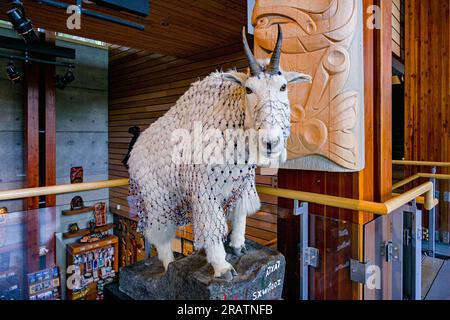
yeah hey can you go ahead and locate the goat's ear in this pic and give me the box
[285,72,312,84]
[223,72,248,87]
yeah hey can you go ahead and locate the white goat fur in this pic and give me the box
[128,64,310,278]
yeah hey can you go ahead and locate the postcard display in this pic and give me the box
[66,236,119,300]
[27,267,61,300]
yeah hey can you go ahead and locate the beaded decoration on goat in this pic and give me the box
[128,73,261,249]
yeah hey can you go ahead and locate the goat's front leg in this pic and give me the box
[229,211,247,256]
[205,242,237,281]
[229,190,261,256]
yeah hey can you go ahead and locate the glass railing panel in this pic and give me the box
[308,214,359,300]
[0,184,118,300]
[0,209,27,300]
[364,204,422,300]
[393,163,450,259]
[0,206,59,300]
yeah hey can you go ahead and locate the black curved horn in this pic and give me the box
[267,24,283,74]
[242,27,261,76]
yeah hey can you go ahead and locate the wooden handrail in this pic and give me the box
[0,179,437,215]
[393,173,450,190]
[257,182,436,214]
[264,238,278,247]
[0,178,129,201]
[393,160,450,167]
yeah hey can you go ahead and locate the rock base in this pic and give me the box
[119,240,285,300]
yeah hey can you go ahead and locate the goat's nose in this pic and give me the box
[263,136,280,150]
[266,142,273,154]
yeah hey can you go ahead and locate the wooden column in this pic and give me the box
[373,0,393,202]
[24,61,40,272]
[44,31,57,207]
[362,0,394,300]
[43,32,57,268]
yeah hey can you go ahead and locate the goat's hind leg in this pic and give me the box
[144,220,177,271]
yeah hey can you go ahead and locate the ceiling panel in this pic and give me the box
[0,0,247,57]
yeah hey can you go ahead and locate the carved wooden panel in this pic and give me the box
[252,0,365,171]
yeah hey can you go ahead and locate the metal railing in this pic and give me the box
[392,160,450,168]
[0,178,437,215]
[393,159,450,257]
[0,173,439,301]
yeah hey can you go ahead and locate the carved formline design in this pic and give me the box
[253,0,360,170]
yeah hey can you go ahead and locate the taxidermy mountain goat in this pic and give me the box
[128,26,311,280]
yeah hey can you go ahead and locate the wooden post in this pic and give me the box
[44,31,57,207]
[24,61,40,272]
[373,0,393,202]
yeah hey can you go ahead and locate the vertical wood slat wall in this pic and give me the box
[392,0,405,59]
[405,0,450,234]
[108,45,278,246]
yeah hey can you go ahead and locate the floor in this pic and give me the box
[424,258,450,300]
[422,256,445,299]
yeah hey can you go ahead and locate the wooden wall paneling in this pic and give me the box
[405,0,450,234]
[23,61,40,272]
[392,0,404,59]
[442,0,450,234]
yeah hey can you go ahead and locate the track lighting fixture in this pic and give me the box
[56,68,75,89]
[7,0,39,44]
[6,61,21,84]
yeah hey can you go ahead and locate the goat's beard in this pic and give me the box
[257,145,288,168]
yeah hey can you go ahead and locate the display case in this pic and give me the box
[66,235,118,300]
[114,213,146,267]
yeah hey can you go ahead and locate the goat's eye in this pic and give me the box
[280,84,287,92]
[245,87,253,94]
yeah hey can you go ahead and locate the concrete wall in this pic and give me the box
[54,39,109,235]
[53,39,109,298]
[0,28,24,213]
[0,28,109,298]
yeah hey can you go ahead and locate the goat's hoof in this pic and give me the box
[218,270,234,282]
[232,245,247,257]
[215,264,237,281]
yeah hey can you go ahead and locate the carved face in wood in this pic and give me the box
[252,0,363,171]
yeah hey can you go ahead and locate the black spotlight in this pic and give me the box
[6,61,21,84]
[56,69,75,89]
[7,1,39,44]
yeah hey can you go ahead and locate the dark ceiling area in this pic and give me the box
[0,0,247,57]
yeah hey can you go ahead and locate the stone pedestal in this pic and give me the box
[119,240,285,300]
